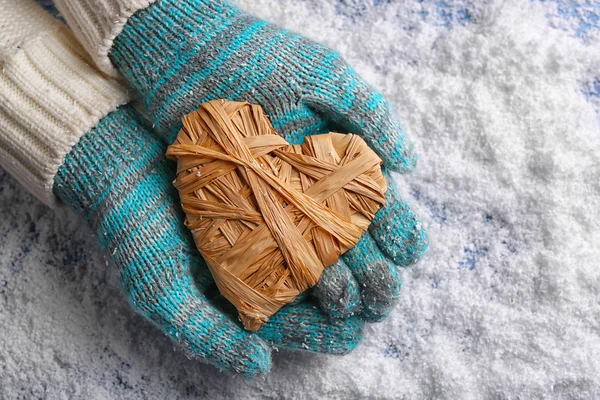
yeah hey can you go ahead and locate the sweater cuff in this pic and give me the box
[53,0,157,77]
[0,21,129,207]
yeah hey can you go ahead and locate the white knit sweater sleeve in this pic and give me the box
[0,0,129,207]
[53,0,157,77]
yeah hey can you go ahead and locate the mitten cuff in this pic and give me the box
[55,105,165,221]
[53,0,157,77]
[0,1,129,207]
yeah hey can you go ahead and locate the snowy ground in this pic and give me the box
[2,0,600,398]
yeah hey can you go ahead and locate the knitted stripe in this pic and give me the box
[134,3,249,107]
[0,1,128,206]
[261,301,363,355]
[109,1,328,131]
[303,63,417,173]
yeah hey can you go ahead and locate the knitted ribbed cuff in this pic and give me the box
[54,105,165,222]
[53,0,157,77]
[0,10,129,207]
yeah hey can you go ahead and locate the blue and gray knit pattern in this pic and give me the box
[53,105,363,376]
[110,0,428,322]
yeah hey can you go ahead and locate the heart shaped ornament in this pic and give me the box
[166,100,387,331]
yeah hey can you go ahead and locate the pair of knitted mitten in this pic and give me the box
[55,0,428,322]
[1,0,429,376]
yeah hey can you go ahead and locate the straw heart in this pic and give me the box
[166,100,387,331]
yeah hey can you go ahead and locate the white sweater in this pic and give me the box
[0,0,129,206]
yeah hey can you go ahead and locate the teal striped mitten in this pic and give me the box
[55,0,428,321]
[55,104,364,376]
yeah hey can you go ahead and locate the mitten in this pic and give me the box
[54,104,363,375]
[0,0,362,376]
[55,0,429,320]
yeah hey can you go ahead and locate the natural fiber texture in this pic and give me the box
[0,0,129,207]
[167,100,387,331]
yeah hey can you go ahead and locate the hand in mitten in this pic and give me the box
[55,0,428,320]
[54,105,363,375]
[0,0,362,377]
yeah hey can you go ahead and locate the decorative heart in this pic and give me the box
[167,100,387,331]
